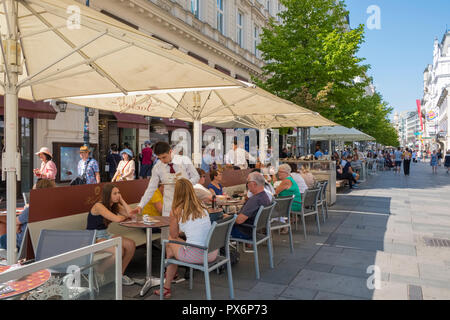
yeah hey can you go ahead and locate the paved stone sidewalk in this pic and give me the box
[119,161,450,300]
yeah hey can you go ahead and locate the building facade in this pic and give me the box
[29,0,283,188]
[422,31,450,152]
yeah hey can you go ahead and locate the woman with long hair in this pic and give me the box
[87,183,136,285]
[154,178,218,299]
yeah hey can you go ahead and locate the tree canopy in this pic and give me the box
[253,0,398,146]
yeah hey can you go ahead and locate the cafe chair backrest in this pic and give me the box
[255,202,276,232]
[206,215,237,253]
[35,229,96,274]
[273,195,295,219]
[303,188,321,209]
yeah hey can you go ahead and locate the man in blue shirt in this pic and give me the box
[314,146,324,159]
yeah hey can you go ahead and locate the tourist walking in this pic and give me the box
[403,148,412,176]
[444,150,450,174]
[77,146,101,184]
[112,148,135,182]
[394,147,403,174]
[139,141,153,179]
[437,149,443,166]
[430,150,438,174]
[33,147,57,181]
[106,143,121,181]
[412,150,417,163]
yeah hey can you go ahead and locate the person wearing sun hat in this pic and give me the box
[78,145,101,184]
[112,148,136,182]
[33,147,57,181]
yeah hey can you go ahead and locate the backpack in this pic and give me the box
[70,158,92,186]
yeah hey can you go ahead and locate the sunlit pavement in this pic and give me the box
[120,162,450,300]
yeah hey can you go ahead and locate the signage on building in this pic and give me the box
[426,110,438,121]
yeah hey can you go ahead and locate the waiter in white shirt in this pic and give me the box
[130,142,199,240]
[225,138,256,169]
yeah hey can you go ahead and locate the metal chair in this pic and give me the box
[292,188,321,239]
[159,215,237,300]
[230,202,276,280]
[317,181,329,223]
[34,229,97,299]
[272,195,295,253]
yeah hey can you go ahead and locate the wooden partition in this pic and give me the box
[29,179,150,223]
[202,168,252,188]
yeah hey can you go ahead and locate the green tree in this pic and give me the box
[254,0,398,146]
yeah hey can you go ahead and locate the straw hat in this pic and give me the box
[80,146,90,153]
[35,147,52,158]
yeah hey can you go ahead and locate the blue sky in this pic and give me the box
[344,0,450,117]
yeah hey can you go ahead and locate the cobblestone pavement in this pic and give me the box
[118,161,450,300]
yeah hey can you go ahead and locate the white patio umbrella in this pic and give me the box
[64,85,336,166]
[310,126,375,154]
[0,0,244,264]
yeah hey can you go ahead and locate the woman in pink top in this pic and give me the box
[34,147,57,181]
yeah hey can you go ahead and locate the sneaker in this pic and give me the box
[122,275,135,286]
[133,278,146,286]
[352,185,359,189]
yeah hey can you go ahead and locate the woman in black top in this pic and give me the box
[87,183,136,285]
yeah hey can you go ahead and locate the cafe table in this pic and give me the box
[0,265,51,300]
[120,216,169,297]
[217,198,246,214]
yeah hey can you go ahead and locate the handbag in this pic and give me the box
[70,158,91,185]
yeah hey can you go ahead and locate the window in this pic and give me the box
[237,11,244,48]
[266,0,271,14]
[217,0,225,35]
[254,25,260,57]
[190,0,199,19]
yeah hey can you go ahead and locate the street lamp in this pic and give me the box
[55,100,67,112]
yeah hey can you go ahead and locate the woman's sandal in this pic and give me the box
[154,287,171,299]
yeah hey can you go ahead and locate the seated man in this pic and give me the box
[0,179,56,250]
[343,155,360,182]
[230,172,272,240]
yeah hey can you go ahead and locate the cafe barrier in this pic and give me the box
[0,238,122,300]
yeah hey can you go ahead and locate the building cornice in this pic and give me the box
[116,0,264,76]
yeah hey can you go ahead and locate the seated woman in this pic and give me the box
[287,163,308,194]
[274,164,302,212]
[300,165,317,189]
[87,183,136,285]
[155,178,218,299]
[193,168,213,204]
[207,170,228,197]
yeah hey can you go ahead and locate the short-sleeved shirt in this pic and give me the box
[314,151,323,158]
[16,207,29,249]
[343,162,352,174]
[237,191,271,237]
[394,151,403,162]
[142,189,163,216]
[141,147,153,165]
[78,158,100,184]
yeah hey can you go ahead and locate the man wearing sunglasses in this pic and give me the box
[230,172,272,240]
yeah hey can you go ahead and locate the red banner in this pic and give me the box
[416,99,423,131]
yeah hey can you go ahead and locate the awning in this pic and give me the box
[161,118,190,130]
[0,96,57,120]
[113,112,149,130]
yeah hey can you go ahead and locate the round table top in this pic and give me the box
[119,216,170,229]
[219,199,246,206]
[0,265,51,300]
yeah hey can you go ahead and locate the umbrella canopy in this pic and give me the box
[0,0,245,264]
[310,126,375,141]
[0,0,243,101]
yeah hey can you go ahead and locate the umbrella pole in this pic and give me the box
[193,119,202,167]
[259,128,266,165]
[4,0,20,265]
